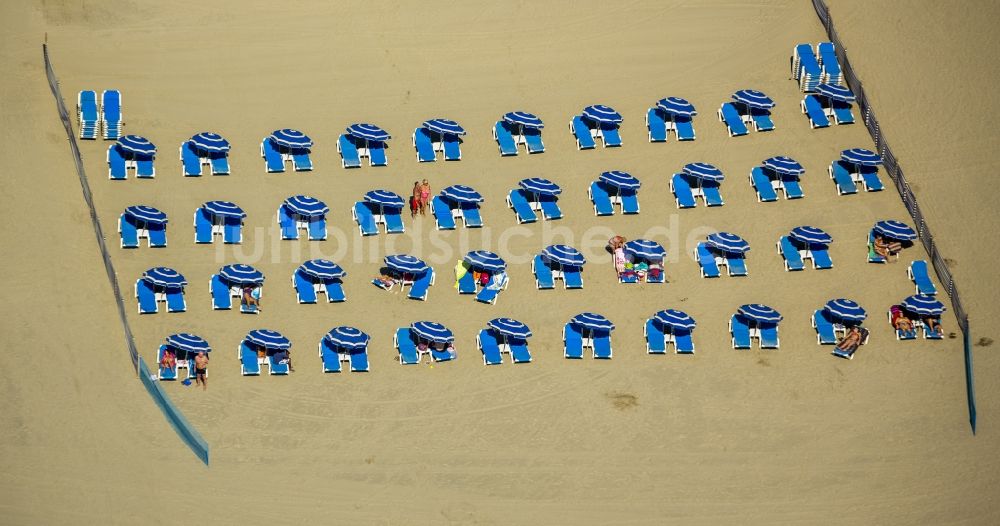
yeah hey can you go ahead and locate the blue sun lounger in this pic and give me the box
[508,189,538,224]
[476,275,507,305]
[278,206,298,240]
[868,231,887,264]
[136,157,154,178]
[432,197,456,230]
[166,290,186,313]
[830,161,858,195]
[564,268,583,289]
[107,145,127,180]
[922,319,944,340]
[394,328,420,364]
[408,270,433,301]
[859,166,884,192]
[831,100,855,125]
[750,167,778,202]
[294,270,317,304]
[760,323,780,349]
[671,174,697,209]
[461,203,483,228]
[674,329,695,354]
[702,182,725,207]
[909,260,937,295]
[533,255,554,290]
[696,243,721,278]
[223,217,242,244]
[240,342,260,376]
[524,127,545,153]
[590,182,614,216]
[563,323,584,359]
[319,338,342,373]
[324,281,346,303]
[241,299,259,314]
[78,90,99,139]
[645,319,667,354]
[338,349,364,372]
[646,108,668,142]
[194,208,213,243]
[675,116,696,141]
[621,191,640,214]
[730,315,752,349]
[890,311,918,340]
[101,90,121,140]
[493,121,519,156]
[368,141,388,167]
[778,236,805,271]
[157,345,177,380]
[384,209,404,234]
[136,279,157,314]
[457,271,477,294]
[570,116,596,150]
[147,223,166,248]
[811,246,833,269]
[262,138,284,172]
[478,330,503,365]
[593,332,613,359]
[209,153,229,175]
[802,95,831,128]
[353,202,378,236]
[749,108,775,132]
[443,135,461,161]
[726,255,748,277]
[719,103,749,137]
[414,128,437,162]
[268,354,289,375]
[210,274,232,310]
[539,196,562,221]
[338,134,362,168]
[119,215,139,248]
[780,175,804,199]
[600,123,622,147]
[308,218,326,241]
[509,339,532,363]
[813,310,838,345]
[181,142,202,176]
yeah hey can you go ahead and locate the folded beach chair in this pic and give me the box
[262,138,285,173]
[136,279,158,314]
[443,135,461,161]
[802,95,831,128]
[533,254,554,290]
[909,260,937,295]
[509,339,532,363]
[817,42,842,84]
[319,338,342,373]
[157,345,177,380]
[813,310,838,345]
[476,275,507,305]
[621,190,640,214]
[457,271,477,294]
[294,270,317,304]
[730,315,753,349]
[759,323,780,349]
[592,332,613,359]
[493,121,519,156]
[749,108,775,132]
[166,289,186,313]
[718,103,749,137]
[750,167,779,202]
[590,182,614,216]
[478,329,503,365]
[119,214,139,248]
[674,329,695,354]
[338,134,362,168]
[702,182,725,207]
[77,90,99,140]
[384,209,404,234]
[859,166,884,192]
[268,354,290,375]
[460,203,483,228]
[240,342,261,376]
[726,255,748,277]
[570,116,597,150]
[777,236,805,271]
[671,174,697,209]
[646,108,668,142]
[675,115,696,141]
[223,217,242,244]
[867,231,887,264]
[101,90,122,140]
[180,142,202,176]
[368,141,388,167]
[308,217,326,241]
[563,268,583,289]
[645,319,667,354]
[352,202,379,236]
[278,206,298,240]
[830,161,858,195]
[408,270,434,301]
[539,196,562,221]
[600,123,622,147]
[107,145,127,180]
[413,127,437,162]
[524,127,545,153]
[696,243,721,278]
[811,246,833,270]
[779,175,804,199]
[563,323,584,359]
[507,189,538,224]
[432,197,456,230]
[210,274,232,310]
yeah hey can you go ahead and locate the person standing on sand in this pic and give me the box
[194,352,209,391]
[419,179,431,216]
[410,181,421,218]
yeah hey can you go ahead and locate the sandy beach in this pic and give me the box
[1,0,998,523]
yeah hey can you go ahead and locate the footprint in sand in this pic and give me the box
[976,337,993,347]
[606,392,639,411]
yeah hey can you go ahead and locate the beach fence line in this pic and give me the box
[811,0,976,433]
[42,44,210,463]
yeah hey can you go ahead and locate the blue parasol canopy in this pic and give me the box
[124,205,167,224]
[623,239,666,260]
[816,83,856,102]
[541,244,586,267]
[464,250,506,272]
[656,97,697,117]
[364,190,405,208]
[901,294,947,316]
[841,148,881,166]
[682,162,724,182]
[324,326,370,350]
[190,132,230,153]
[270,129,313,149]
[652,309,697,330]
[142,267,187,288]
[282,195,328,217]
[411,321,454,343]
[570,312,615,332]
[732,89,775,109]
[599,170,641,190]
[873,220,917,241]
[487,318,532,339]
[518,177,562,196]
[823,299,867,322]
[582,104,623,124]
[117,135,157,156]
[738,304,783,323]
[346,123,390,142]
[763,156,805,176]
[384,254,429,274]
[422,118,466,136]
[166,333,211,354]
[503,111,544,129]
[202,201,245,219]
[219,264,264,285]
[298,259,346,280]
[707,232,750,254]
[440,185,483,203]
[246,329,291,350]
[789,226,832,246]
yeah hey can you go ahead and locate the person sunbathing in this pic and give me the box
[374,274,397,289]
[890,307,913,332]
[242,286,262,311]
[836,326,864,352]
[873,234,892,260]
[160,348,176,371]
[924,317,943,335]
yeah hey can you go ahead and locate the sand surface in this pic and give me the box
[1,0,998,523]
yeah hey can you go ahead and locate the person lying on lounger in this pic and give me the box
[242,286,262,311]
[873,235,901,262]
[890,306,913,332]
[923,317,942,335]
[836,326,864,352]
[373,274,398,289]
[160,348,176,371]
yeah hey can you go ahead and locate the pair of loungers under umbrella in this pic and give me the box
[570,105,623,149]
[478,318,533,365]
[508,178,562,223]
[590,171,640,216]
[696,233,749,278]
[777,226,834,271]
[136,267,186,314]
[457,251,508,304]
[891,295,946,341]
[119,205,167,248]
[157,333,210,380]
[181,132,230,176]
[210,264,264,313]
[534,245,585,290]
[278,195,328,241]
[239,329,292,376]
[432,185,484,230]
[619,239,666,284]
[339,124,390,168]
[646,97,697,142]
[802,83,856,128]
[730,304,782,349]
[108,135,156,179]
[373,254,434,301]
[867,219,917,263]
[194,201,245,244]
[262,129,313,172]
[813,299,869,358]
[395,321,456,364]
[353,190,405,236]
[494,111,545,155]
[831,148,884,195]
[719,89,775,136]
[564,313,615,359]
[751,156,806,201]
[293,259,346,304]
[319,326,370,373]
[671,162,725,208]
[645,309,696,354]
[414,118,465,162]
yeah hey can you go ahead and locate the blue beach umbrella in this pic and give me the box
[541,245,586,267]
[503,111,544,129]
[364,190,405,209]
[656,97,697,117]
[346,123,390,142]
[487,318,533,339]
[873,220,917,241]
[124,205,167,224]
[219,264,265,285]
[202,201,245,219]
[623,239,666,261]
[823,299,867,322]
[841,148,881,166]
[682,162,724,182]
[246,329,291,350]
[324,326,370,351]
[165,333,211,354]
[117,135,157,156]
[901,294,946,316]
[816,83,856,102]
[763,156,805,176]
[599,171,641,190]
[518,178,562,196]
[270,129,313,150]
[582,104,623,124]
[190,132,230,153]
[440,185,483,203]
[422,118,466,136]
[570,312,615,332]
[464,250,506,272]
[738,304,783,323]
[384,254,429,274]
[732,89,775,109]
[789,226,833,246]
[142,267,187,289]
[707,232,750,254]
[652,309,697,331]
[298,259,346,280]
[411,321,454,343]
[283,195,328,217]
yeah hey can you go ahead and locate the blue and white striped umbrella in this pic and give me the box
[422,118,466,136]
[541,244,586,267]
[732,89,775,109]
[789,226,832,246]
[142,267,187,288]
[599,171,641,190]
[487,318,533,339]
[682,162,724,182]
[652,309,697,330]
[124,205,167,224]
[346,123,390,142]
[623,239,666,260]
[117,135,157,156]
[166,333,211,354]
[873,220,917,241]
[283,195,329,217]
[738,304,783,323]
[190,132,230,152]
[582,104,623,124]
[901,294,947,316]
[656,97,697,117]
[324,326,370,350]
[464,250,506,272]
[219,264,265,285]
[763,156,805,176]
[816,83,856,103]
[841,148,882,166]
[411,321,454,343]
[823,299,867,322]
[440,185,483,203]
[270,129,313,149]
[707,232,750,254]
[503,111,544,129]
[364,190,405,208]
[298,259,346,280]
[246,329,291,350]
[202,201,245,219]
[384,254,429,274]
[518,178,562,196]
[570,312,615,332]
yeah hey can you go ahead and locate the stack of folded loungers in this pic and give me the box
[77,90,99,140]
[817,42,842,85]
[791,44,822,92]
[102,90,122,140]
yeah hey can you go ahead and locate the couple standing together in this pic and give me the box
[411,180,431,218]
